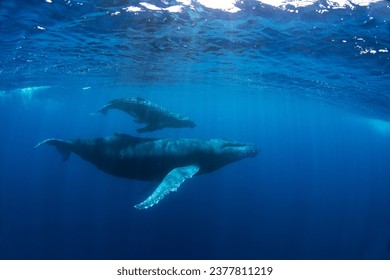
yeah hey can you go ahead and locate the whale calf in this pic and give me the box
[96,97,196,133]
[35,133,258,209]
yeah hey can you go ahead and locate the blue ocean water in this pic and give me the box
[0,0,389,260]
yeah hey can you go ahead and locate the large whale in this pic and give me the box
[96,97,196,133]
[35,133,258,209]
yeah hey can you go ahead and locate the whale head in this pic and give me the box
[196,139,259,174]
[218,140,259,160]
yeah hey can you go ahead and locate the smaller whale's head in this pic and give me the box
[181,118,196,128]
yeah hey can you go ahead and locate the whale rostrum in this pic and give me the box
[35,133,258,209]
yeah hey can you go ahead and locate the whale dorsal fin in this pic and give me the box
[114,132,141,140]
[134,165,200,210]
[34,138,71,161]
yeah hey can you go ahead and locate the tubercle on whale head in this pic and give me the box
[241,144,259,158]
[235,144,258,158]
[219,141,259,159]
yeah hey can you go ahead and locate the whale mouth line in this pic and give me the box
[222,143,259,158]
[222,142,252,148]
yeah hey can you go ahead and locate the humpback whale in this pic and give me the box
[96,97,196,133]
[35,133,258,209]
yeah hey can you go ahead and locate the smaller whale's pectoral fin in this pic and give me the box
[137,124,164,133]
[132,118,144,124]
[34,138,71,161]
[134,165,200,210]
[96,105,109,115]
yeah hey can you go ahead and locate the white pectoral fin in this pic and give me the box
[134,165,200,210]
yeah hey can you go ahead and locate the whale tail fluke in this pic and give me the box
[35,138,72,161]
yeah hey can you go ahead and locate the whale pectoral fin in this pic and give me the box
[134,165,200,210]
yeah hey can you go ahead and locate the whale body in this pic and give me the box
[96,97,196,133]
[35,133,258,209]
